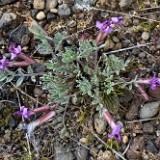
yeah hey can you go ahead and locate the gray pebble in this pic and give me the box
[74,146,89,160]
[139,101,159,119]
[141,32,150,41]
[47,12,57,22]
[119,0,132,9]
[132,48,139,55]
[54,141,75,160]
[0,0,18,6]
[146,140,158,153]
[7,24,31,46]
[58,4,71,17]
[142,123,154,133]
[139,52,146,59]
[0,12,17,29]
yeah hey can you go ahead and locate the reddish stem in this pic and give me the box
[20,54,37,64]
[7,61,30,67]
[38,111,56,124]
[103,108,116,129]
[137,84,149,100]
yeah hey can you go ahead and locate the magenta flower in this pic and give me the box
[111,17,123,25]
[14,106,33,119]
[8,42,22,60]
[149,73,160,90]
[96,20,113,34]
[103,108,122,141]
[96,16,123,34]
[0,56,8,70]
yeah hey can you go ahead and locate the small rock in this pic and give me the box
[94,113,107,134]
[139,101,159,119]
[79,138,88,145]
[112,36,119,43]
[58,4,71,17]
[143,123,154,133]
[34,87,44,97]
[122,135,129,144]
[7,24,31,46]
[146,140,158,153]
[54,141,75,160]
[133,19,139,25]
[50,8,58,13]
[74,146,89,160]
[0,0,18,6]
[122,39,130,47]
[104,39,115,51]
[47,12,56,22]
[119,0,132,9]
[33,0,45,9]
[36,11,46,20]
[141,32,150,41]
[139,52,146,59]
[114,42,122,50]
[0,12,17,29]
[46,0,58,10]
[31,9,39,18]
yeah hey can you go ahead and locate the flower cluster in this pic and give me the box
[8,42,22,60]
[14,106,34,119]
[0,43,22,71]
[149,73,160,90]
[96,17,123,34]
[103,108,122,142]
[0,56,8,70]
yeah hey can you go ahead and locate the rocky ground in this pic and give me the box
[0,0,160,160]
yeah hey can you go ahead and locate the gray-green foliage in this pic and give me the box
[41,32,134,112]
[0,66,34,87]
[29,20,53,54]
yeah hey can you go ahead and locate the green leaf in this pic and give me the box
[16,77,24,86]
[27,66,33,74]
[6,75,14,83]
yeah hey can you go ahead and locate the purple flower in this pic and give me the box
[0,56,8,70]
[149,73,160,90]
[108,123,122,142]
[14,106,33,119]
[96,20,113,34]
[8,42,22,60]
[103,108,122,141]
[96,16,123,34]
[111,16,123,25]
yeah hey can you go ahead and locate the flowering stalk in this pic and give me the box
[96,17,123,44]
[137,84,149,100]
[19,54,37,64]
[103,108,122,142]
[8,42,37,64]
[14,102,61,119]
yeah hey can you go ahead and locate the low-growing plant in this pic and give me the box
[41,32,136,115]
